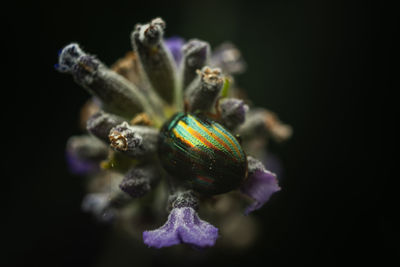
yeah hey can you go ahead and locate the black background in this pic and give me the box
[5,0,391,266]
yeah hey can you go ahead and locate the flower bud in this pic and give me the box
[119,165,160,198]
[109,122,158,157]
[56,43,150,118]
[131,18,177,104]
[238,108,292,142]
[111,51,147,90]
[185,67,224,112]
[218,98,249,130]
[86,111,124,143]
[66,135,108,174]
[181,39,210,89]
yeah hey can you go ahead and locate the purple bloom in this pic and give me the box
[143,207,218,248]
[65,150,100,175]
[164,37,184,66]
[241,157,281,215]
[65,135,108,175]
[263,153,283,180]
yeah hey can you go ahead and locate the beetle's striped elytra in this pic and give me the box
[158,112,247,195]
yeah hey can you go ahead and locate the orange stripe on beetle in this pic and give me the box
[188,115,235,155]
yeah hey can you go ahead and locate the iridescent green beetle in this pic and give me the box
[158,112,248,195]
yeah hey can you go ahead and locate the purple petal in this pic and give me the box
[65,135,108,175]
[241,158,281,215]
[164,37,184,66]
[263,153,283,180]
[143,207,218,248]
[65,150,100,175]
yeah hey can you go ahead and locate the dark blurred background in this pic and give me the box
[6,0,391,266]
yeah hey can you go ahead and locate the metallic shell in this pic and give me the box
[158,112,247,195]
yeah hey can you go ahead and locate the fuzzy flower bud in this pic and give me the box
[111,52,147,91]
[218,98,249,130]
[185,67,224,112]
[82,171,132,221]
[238,108,292,142]
[109,122,158,157]
[131,18,177,104]
[181,39,210,89]
[66,135,108,175]
[56,43,151,118]
[119,165,160,198]
[86,111,124,143]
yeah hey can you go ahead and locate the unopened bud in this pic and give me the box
[219,98,249,130]
[119,165,160,198]
[181,39,210,89]
[131,18,176,104]
[86,111,124,143]
[56,43,150,118]
[237,109,292,142]
[109,122,158,157]
[66,135,109,174]
[185,67,224,112]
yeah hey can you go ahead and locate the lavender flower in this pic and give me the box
[143,207,218,248]
[66,135,108,175]
[164,37,185,66]
[240,156,281,215]
[57,17,292,249]
[143,191,218,248]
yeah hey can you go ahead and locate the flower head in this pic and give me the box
[57,17,291,249]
